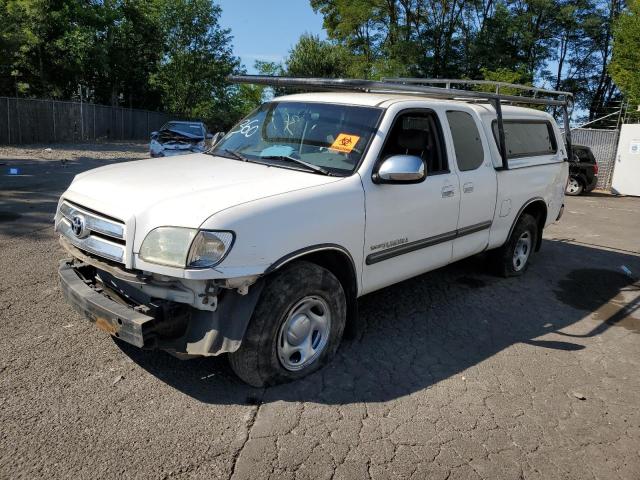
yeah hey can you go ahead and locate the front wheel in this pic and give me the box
[490,214,539,277]
[229,261,346,387]
[565,176,584,196]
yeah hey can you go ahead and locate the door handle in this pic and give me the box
[441,185,455,198]
[463,182,474,193]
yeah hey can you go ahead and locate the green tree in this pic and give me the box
[224,64,271,126]
[0,0,97,98]
[610,0,640,105]
[90,0,164,108]
[285,34,350,77]
[0,0,165,107]
[0,0,249,127]
[309,0,623,120]
[150,0,241,129]
[479,67,533,93]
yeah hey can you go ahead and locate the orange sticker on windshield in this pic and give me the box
[330,133,360,153]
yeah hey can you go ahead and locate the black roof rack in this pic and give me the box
[227,75,573,169]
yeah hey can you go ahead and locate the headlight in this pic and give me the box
[139,227,234,268]
[187,230,234,267]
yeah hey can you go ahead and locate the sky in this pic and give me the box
[218,1,326,73]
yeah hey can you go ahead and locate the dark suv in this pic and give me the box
[566,144,598,195]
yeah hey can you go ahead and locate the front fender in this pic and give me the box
[200,175,366,288]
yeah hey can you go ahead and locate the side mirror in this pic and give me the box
[373,155,425,184]
[150,131,158,138]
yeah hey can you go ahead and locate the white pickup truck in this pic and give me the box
[56,77,570,386]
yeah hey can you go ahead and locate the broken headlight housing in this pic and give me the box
[139,227,234,268]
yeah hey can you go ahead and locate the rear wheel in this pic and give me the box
[565,176,584,196]
[491,213,538,277]
[229,261,346,387]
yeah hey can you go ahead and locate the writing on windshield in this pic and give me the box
[214,101,382,175]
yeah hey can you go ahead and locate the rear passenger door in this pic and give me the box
[445,109,497,260]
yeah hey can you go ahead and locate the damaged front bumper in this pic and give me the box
[59,259,154,347]
[58,259,264,357]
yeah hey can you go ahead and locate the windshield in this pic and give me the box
[162,122,205,137]
[213,101,383,175]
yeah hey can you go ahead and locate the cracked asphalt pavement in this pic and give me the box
[1,146,639,479]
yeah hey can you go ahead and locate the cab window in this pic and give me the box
[446,111,484,171]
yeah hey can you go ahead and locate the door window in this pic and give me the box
[446,111,484,171]
[379,110,448,174]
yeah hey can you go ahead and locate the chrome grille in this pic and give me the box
[59,201,124,240]
[57,201,126,263]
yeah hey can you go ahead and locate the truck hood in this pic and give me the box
[63,153,341,232]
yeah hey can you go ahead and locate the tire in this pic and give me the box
[229,261,347,387]
[565,176,584,196]
[491,213,538,277]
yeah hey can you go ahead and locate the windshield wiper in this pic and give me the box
[222,149,250,162]
[210,148,271,167]
[260,155,334,176]
[205,148,251,162]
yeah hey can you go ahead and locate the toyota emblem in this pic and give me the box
[71,214,88,238]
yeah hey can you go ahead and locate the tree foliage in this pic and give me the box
[149,0,240,129]
[0,0,243,129]
[0,0,634,126]
[309,0,624,120]
[286,34,350,78]
[610,0,640,105]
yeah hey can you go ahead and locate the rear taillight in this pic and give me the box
[593,162,599,175]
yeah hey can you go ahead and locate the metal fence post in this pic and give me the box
[79,88,84,141]
[16,98,22,144]
[6,97,10,144]
[52,101,56,142]
[608,129,621,190]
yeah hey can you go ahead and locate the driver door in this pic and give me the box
[361,108,460,294]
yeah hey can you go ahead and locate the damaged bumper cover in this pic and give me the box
[59,259,153,347]
[58,259,264,357]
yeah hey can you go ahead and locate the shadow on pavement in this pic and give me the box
[116,239,640,405]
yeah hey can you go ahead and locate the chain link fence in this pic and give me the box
[0,97,188,145]
[570,128,620,190]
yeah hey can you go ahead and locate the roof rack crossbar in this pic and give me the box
[382,77,572,99]
[227,75,573,167]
